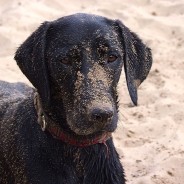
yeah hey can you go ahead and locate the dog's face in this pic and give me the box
[45,15,123,135]
[15,13,152,136]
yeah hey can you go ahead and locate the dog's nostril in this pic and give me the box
[93,113,103,122]
[91,108,113,123]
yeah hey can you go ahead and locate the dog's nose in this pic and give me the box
[90,108,113,123]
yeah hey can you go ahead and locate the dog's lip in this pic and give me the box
[73,130,111,137]
[67,115,115,136]
[71,124,115,136]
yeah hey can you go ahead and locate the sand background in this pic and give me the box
[0,0,184,183]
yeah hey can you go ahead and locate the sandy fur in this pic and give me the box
[0,0,184,183]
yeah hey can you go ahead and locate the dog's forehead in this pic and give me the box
[54,13,113,30]
[49,14,117,44]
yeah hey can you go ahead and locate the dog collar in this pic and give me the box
[34,92,112,147]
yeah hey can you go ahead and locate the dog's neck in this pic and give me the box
[33,92,112,147]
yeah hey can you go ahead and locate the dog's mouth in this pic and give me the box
[66,106,118,136]
[68,123,109,136]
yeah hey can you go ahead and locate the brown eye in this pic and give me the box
[60,57,71,65]
[107,55,118,62]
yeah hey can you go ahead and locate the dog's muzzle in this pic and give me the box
[33,92,112,147]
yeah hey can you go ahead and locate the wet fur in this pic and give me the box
[0,13,152,184]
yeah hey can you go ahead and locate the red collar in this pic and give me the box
[47,123,111,147]
[34,92,112,147]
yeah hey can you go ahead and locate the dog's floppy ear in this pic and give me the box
[115,20,152,105]
[14,22,51,107]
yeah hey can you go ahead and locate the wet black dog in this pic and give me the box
[0,13,152,184]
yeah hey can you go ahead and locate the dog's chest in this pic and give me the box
[72,149,84,178]
[64,147,84,180]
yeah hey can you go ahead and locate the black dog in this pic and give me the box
[0,13,152,184]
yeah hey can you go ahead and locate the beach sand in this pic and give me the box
[0,0,184,183]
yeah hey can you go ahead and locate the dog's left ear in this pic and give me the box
[115,20,152,105]
[14,22,51,108]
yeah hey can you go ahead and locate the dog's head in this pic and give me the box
[15,13,152,136]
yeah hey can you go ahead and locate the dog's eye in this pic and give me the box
[107,55,118,63]
[60,57,71,65]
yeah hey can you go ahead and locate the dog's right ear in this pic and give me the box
[115,20,152,105]
[14,22,51,107]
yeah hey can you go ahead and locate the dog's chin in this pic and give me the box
[68,124,100,136]
[72,128,99,136]
[68,121,117,136]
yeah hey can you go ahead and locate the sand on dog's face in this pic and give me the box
[45,14,123,135]
[1,0,184,183]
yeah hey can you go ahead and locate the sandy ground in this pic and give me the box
[0,0,184,183]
